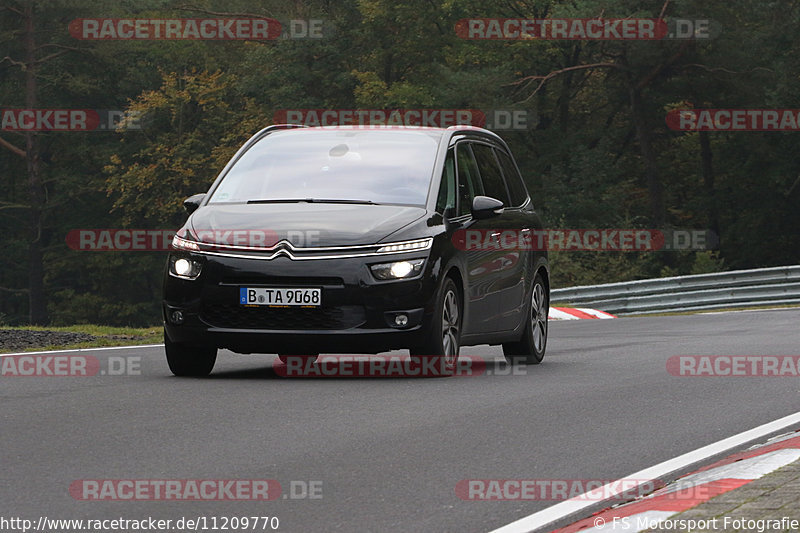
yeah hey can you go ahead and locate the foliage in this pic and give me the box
[1,0,799,324]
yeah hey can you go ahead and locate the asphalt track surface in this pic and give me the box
[2,308,799,533]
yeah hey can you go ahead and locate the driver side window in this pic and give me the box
[456,143,483,217]
[436,148,456,215]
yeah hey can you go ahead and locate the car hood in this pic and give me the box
[188,203,427,248]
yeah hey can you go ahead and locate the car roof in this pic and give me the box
[264,123,508,148]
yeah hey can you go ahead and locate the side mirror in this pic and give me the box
[183,193,206,214]
[471,195,504,219]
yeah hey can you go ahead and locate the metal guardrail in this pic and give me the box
[550,265,800,315]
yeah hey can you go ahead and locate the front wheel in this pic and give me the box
[503,272,548,365]
[410,277,462,376]
[164,332,217,377]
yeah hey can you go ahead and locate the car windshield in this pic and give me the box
[208,128,442,206]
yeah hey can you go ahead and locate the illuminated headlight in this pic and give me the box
[369,259,425,280]
[376,238,432,254]
[169,256,203,280]
[174,258,192,275]
[172,234,200,251]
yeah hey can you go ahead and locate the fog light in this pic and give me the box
[369,258,425,280]
[384,309,423,329]
[169,256,202,279]
[174,258,191,276]
[171,310,184,324]
[390,261,413,278]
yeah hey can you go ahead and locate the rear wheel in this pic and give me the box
[503,272,548,365]
[164,331,217,377]
[410,277,461,376]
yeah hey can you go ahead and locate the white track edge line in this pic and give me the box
[488,410,800,533]
[0,344,164,357]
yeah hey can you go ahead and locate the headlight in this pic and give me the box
[169,256,203,280]
[172,234,200,251]
[375,238,432,254]
[369,259,425,280]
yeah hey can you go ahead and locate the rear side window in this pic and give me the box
[456,143,484,216]
[495,148,529,207]
[471,143,510,205]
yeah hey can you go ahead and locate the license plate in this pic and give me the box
[240,287,321,307]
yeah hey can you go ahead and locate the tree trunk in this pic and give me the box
[23,3,48,325]
[629,85,665,226]
[699,131,719,237]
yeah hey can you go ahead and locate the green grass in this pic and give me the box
[0,325,162,353]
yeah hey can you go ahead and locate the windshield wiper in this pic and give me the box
[247,198,378,205]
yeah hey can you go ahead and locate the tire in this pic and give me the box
[164,331,217,377]
[503,272,548,365]
[409,277,462,376]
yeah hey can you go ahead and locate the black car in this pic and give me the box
[162,124,549,376]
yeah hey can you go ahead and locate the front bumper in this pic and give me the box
[163,251,439,354]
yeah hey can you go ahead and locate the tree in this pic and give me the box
[0,1,87,324]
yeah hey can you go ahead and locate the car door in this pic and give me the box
[469,142,528,331]
[453,142,495,334]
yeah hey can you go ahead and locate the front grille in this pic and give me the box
[220,276,344,287]
[200,303,366,330]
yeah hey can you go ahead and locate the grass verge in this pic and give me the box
[0,325,162,353]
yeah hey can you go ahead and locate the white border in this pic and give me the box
[0,344,164,357]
